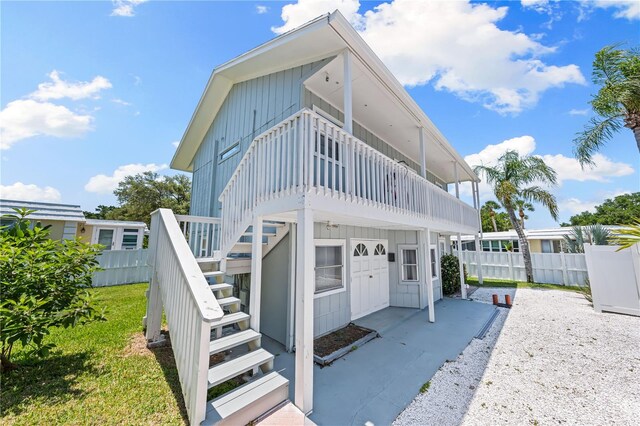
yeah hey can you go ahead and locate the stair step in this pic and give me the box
[203,271,225,278]
[197,257,221,264]
[209,329,261,356]
[208,348,274,389]
[243,231,277,237]
[209,283,233,293]
[211,312,250,329]
[204,372,289,426]
[217,297,241,308]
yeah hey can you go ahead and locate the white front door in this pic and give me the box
[350,239,390,320]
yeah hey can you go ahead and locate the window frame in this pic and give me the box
[399,244,419,283]
[218,140,241,164]
[121,228,141,250]
[430,244,439,279]
[314,239,347,298]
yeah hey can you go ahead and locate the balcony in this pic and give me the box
[219,108,479,256]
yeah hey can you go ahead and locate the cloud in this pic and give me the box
[172,140,180,148]
[584,0,640,20]
[111,0,147,17]
[0,182,62,202]
[256,5,269,14]
[112,98,132,106]
[272,0,585,114]
[541,153,635,183]
[568,108,589,115]
[30,71,112,101]
[559,189,632,215]
[0,99,93,149]
[84,163,168,194]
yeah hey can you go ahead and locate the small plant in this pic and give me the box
[577,278,593,303]
[563,225,611,253]
[610,219,640,251]
[420,381,431,393]
[441,253,461,295]
[0,209,105,371]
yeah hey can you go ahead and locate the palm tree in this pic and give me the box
[474,150,559,282]
[563,224,611,253]
[574,44,640,166]
[485,200,501,232]
[514,199,534,229]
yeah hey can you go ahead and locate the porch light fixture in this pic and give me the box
[80,226,86,234]
[326,221,338,230]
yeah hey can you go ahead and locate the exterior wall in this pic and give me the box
[304,89,448,190]
[77,224,94,243]
[260,233,291,345]
[39,220,65,241]
[190,58,333,217]
[529,239,542,253]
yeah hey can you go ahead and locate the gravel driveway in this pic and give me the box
[395,287,640,425]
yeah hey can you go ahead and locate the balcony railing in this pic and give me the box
[219,108,478,255]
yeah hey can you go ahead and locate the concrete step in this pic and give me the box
[203,372,289,426]
[210,312,250,330]
[217,296,241,310]
[208,348,274,389]
[209,329,261,356]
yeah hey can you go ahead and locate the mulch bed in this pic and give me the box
[313,324,375,358]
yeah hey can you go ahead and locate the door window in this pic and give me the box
[97,229,114,250]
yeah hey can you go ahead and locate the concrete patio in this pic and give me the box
[261,297,497,425]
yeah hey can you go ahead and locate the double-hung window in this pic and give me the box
[400,246,419,282]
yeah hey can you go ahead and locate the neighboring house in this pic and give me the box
[145,11,482,425]
[457,226,619,254]
[0,199,146,250]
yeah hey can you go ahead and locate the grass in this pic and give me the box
[419,381,431,393]
[0,283,187,425]
[466,276,584,292]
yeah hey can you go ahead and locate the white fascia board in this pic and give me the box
[327,12,478,183]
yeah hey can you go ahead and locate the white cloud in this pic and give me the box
[272,0,585,114]
[172,140,180,148]
[112,98,132,106]
[256,5,269,14]
[587,0,640,20]
[0,99,93,149]
[111,0,147,17]
[568,108,589,115]
[559,190,631,215]
[0,182,62,202]
[541,153,635,183]
[30,71,112,101]
[84,163,168,194]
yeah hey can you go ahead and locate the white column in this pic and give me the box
[457,232,467,299]
[423,229,435,323]
[249,215,264,331]
[295,208,314,414]
[343,50,353,134]
[453,162,460,199]
[419,127,427,179]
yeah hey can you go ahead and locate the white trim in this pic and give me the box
[430,244,439,279]
[398,244,419,283]
[312,105,344,127]
[313,238,347,299]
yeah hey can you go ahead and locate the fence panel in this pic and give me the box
[463,250,588,286]
[92,249,150,287]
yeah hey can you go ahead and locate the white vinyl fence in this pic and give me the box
[584,245,640,316]
[462,251,588,286]
[92,249,150,287]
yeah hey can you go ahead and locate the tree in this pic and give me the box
[611,219,640,251]
[480,201,511,233]
[563,225,611,253]
[573,44,640,165]
[562,192,640,226]
[474,150,559,283]
[0,209,104,371]
[113,172,191,225]
[83,205,119,220]
[514,199,534,229]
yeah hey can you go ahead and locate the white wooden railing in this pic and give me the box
[175,214,221,259]
[147,209,224,425]
[219,109,478,255]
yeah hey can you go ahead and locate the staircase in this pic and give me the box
[146,210,290,425]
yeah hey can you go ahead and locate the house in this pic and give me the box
[0,199,146,250]
[144,11,482,425]
[456,226,620,254]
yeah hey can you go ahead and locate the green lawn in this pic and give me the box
[466,276,585,292]
[1,283,186,425]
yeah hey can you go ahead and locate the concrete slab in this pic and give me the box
[353,306,420,335]
[262,298,497,426]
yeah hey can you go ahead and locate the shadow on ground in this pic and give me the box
[0,351,97,417]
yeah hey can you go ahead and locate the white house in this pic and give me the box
[145,11,483,425]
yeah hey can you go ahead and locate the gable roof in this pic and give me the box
[172,11,477,183]
[0,199,86,222]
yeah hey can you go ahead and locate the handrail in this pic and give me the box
[175,214,221,259]
[218,109,478,255]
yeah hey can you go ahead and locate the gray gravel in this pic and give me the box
[395,288,640,426]
[469,287,516,305]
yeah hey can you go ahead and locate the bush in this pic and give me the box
[0,209,105,371]
[441,253,461,296]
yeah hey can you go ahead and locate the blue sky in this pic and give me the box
[1,0,638,228]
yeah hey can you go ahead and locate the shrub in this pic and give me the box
[0,209,105,372]
[441,253,461,296]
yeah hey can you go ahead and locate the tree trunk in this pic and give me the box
[507,207,534,282]
[633,126,640,154]
[490,211,498,232]
[0,353,18,373]
[624,112,640,153]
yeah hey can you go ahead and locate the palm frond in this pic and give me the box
[573,115,624,166]
[610,219,640,251]
[520,186,559,221]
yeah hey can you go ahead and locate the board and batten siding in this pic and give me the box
[190,58,334,217]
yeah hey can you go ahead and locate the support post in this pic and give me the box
[287,224,297,352]
[249,215,264,331]
[295,208,314,414]
[145,211,162,342]
[343,50,353,134]
[453,162,460,199]
[419,127,427,179]
[457,232,467,299]
[423,229,435,323]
